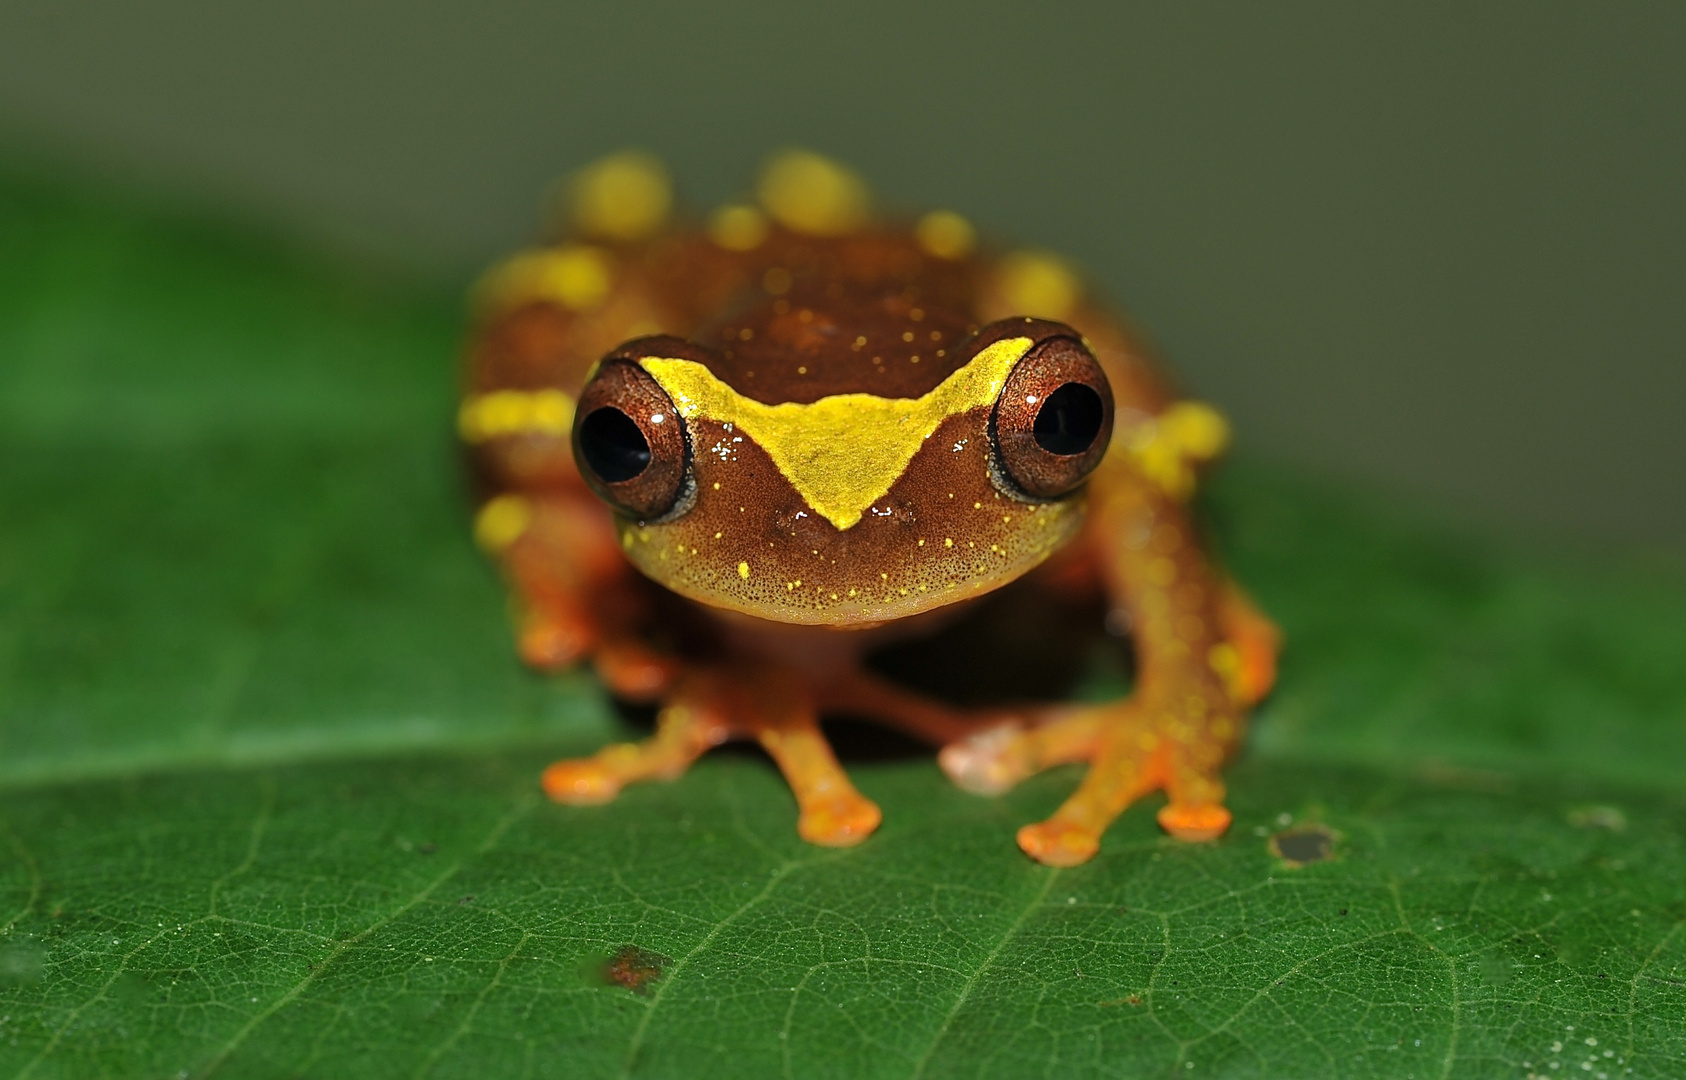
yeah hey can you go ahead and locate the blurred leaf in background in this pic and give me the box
[1,170,1683,1079]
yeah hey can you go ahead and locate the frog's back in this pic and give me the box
[462,151,1174,493]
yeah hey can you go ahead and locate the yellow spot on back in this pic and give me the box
[1126,401,1232,500]
[738,561,751,580]
[995,250,1081,319]
[564,151,671,242]
[915,210,976,259]
[476,246,612,313]
[708,204,769,251]
[756,149,870,236]
[473,495,531,553]
[640,337,1034,530]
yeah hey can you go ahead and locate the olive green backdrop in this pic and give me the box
[1,0,1681,547]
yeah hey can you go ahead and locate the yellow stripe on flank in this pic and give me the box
[458,389,576,443]
[640,337,1034,530]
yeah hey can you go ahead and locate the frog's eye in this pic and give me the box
[991,335,1114,499]
[572,360,690,519]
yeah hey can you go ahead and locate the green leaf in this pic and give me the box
[2,171,1683,1079]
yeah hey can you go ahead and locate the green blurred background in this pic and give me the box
[2,0,1681,548]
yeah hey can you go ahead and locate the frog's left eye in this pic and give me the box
[991,336,1114,499]
[572,359,691,519]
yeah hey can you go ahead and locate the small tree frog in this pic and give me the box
[461,150,1279,866]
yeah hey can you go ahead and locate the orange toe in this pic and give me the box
[937,723,1028,795]
[1157,802,1231,842]
[797,795,882,846]
[542,759,622,805]
[1016,820,1100,867]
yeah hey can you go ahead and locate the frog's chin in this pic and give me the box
[667,567,1029,629]
[616,496,1087,628]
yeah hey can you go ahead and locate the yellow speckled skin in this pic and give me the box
[463,151,1280,865]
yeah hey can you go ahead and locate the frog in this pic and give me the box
[461,149,1279,866]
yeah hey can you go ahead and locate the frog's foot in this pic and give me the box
[543,665,882,846]
[1011,703,1235,866]
[542,693,730,805]
[937,708,1103,795]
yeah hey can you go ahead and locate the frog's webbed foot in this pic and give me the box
[938,696,1237,867]
[543,664,881,847]
[1013,699,1235,866]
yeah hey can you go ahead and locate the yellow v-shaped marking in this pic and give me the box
[639,337,1033,530]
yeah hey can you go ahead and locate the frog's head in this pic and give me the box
[571,297,1113,626]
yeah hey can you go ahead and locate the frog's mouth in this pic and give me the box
[636,335,1036,531]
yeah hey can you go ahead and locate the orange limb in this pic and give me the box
[492,491,685,702]
[591,635,681,702]
[1215,580,1281,706]
[817,670,981,746]
[496,492,627,670]
[946,467,1257,866]
[542,681,730,804]
[938,706,1106,795]
[543,664,882,847]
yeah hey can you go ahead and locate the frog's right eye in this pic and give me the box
[572,360,690,519]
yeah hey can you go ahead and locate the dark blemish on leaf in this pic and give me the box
[1339,909,1348,916]
[419,842,437,855]
[458,895,476,905]
[1270,825,1335,866]
[600,945,671,995]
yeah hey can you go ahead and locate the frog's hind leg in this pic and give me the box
[817,671,982,746]
[543,664,881,847]
[483,491,622,670]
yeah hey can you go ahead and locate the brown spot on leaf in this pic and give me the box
[1270,824,1335,866]
[601,945,671,995]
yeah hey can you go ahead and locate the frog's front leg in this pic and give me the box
[482,490,679,700]
[542,663,882,846]
[944,465,1279,867]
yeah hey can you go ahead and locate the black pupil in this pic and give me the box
[1033,383,1104,455]
[578,407,651,482]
